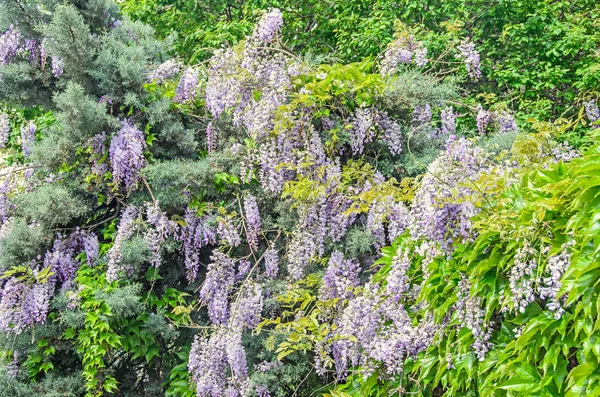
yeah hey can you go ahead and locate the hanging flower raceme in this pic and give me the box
[413,104,432,126]
[496,111,518,134]
[51,56,63,77]
[319,251,360,301]
[380,34,428,77]
[349,107,374,155]
[254,8,284,44]
[180,207,217,283]
[0,112,9,148]
[585,100,600,128]
[409,136,488,253]
[440,106,456,135]
[109,119,147,195]
[19,121,36,157]
[199,252,236,325]
[243,195,261,251]
[148,59,180,84]
[173,67,199,103]
[476,105,492,135]
[106,205,139,282]
[0,273,54,334]
[456,39,481,79]
[263,247,279,278]
[0,25,21,65]
[144,202,178,269]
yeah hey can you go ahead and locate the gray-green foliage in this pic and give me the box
[13,184,90,228]
[139,155,238,211]
[0,220,49,268]
[377,70,458,116]
[0,369,84,397]
[92,20,171,98]
[102,283,143,317]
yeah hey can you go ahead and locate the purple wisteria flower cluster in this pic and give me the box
[243,195,261,251]
[0,229,98,334]
[0,112,9,148]
[380,34,428,77]
[476,106,518,135]
[327,282,436,379]
[319,251,360,301]
[106,205,139,282]
[456,39,481,79]
[539,243,574,319]
[455,276,490,361]
[180,207,216,282]
[144,202,178,269]
[173,67,199,103]
[0,26,21,65]
[409,136,489,254]
[585,100,599,128]
[109,119,147,195]
[148,59,180,84]
[20,120,36,157]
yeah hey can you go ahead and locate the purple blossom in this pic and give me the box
[287,230,317,280]
[413,104,432,126]
[507,242,537,313]
[264,247,278,278]
[180,207,216,282]
[350,107,374,155]
[243,195,261,251]
[173,67,199,103]
[188,331,228,397]
[20,121,36,157]
[496,111,517,134]
[476,105,491,135]
[0,112,9,148]
[258,138,285,195]
[456,39,481,79]
[254,9,284,44]
[0,26,21,65]
[217,216,241,247]
[0,271,55,334]
[409,137,488,253]
[206,121,217,153]
[51,56,64,77]
[225,329,249,384]
[376,110,402,156]
[320,251,360,301]
[106,206,139,282]
[205,48,242,118]
[5,354,19,378]
[386,249,411,301]
[388,201,409,241]
[89,132,109,175]
[82,232,99,265]
[539,243,573,319]
[380,35,426,76]
[440,107,456,135]
[43,236,79,283]
[256,385,271,397]
[551,141,581,163]
[455,277,490,360]
[237,259,251,280]
[148,59,180,84]
[584,100,600,128]
[231,282,263,330]
[199,252,236,325]
[109,119,147,195]
[0,179,12,225]
[145,202,178,269]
